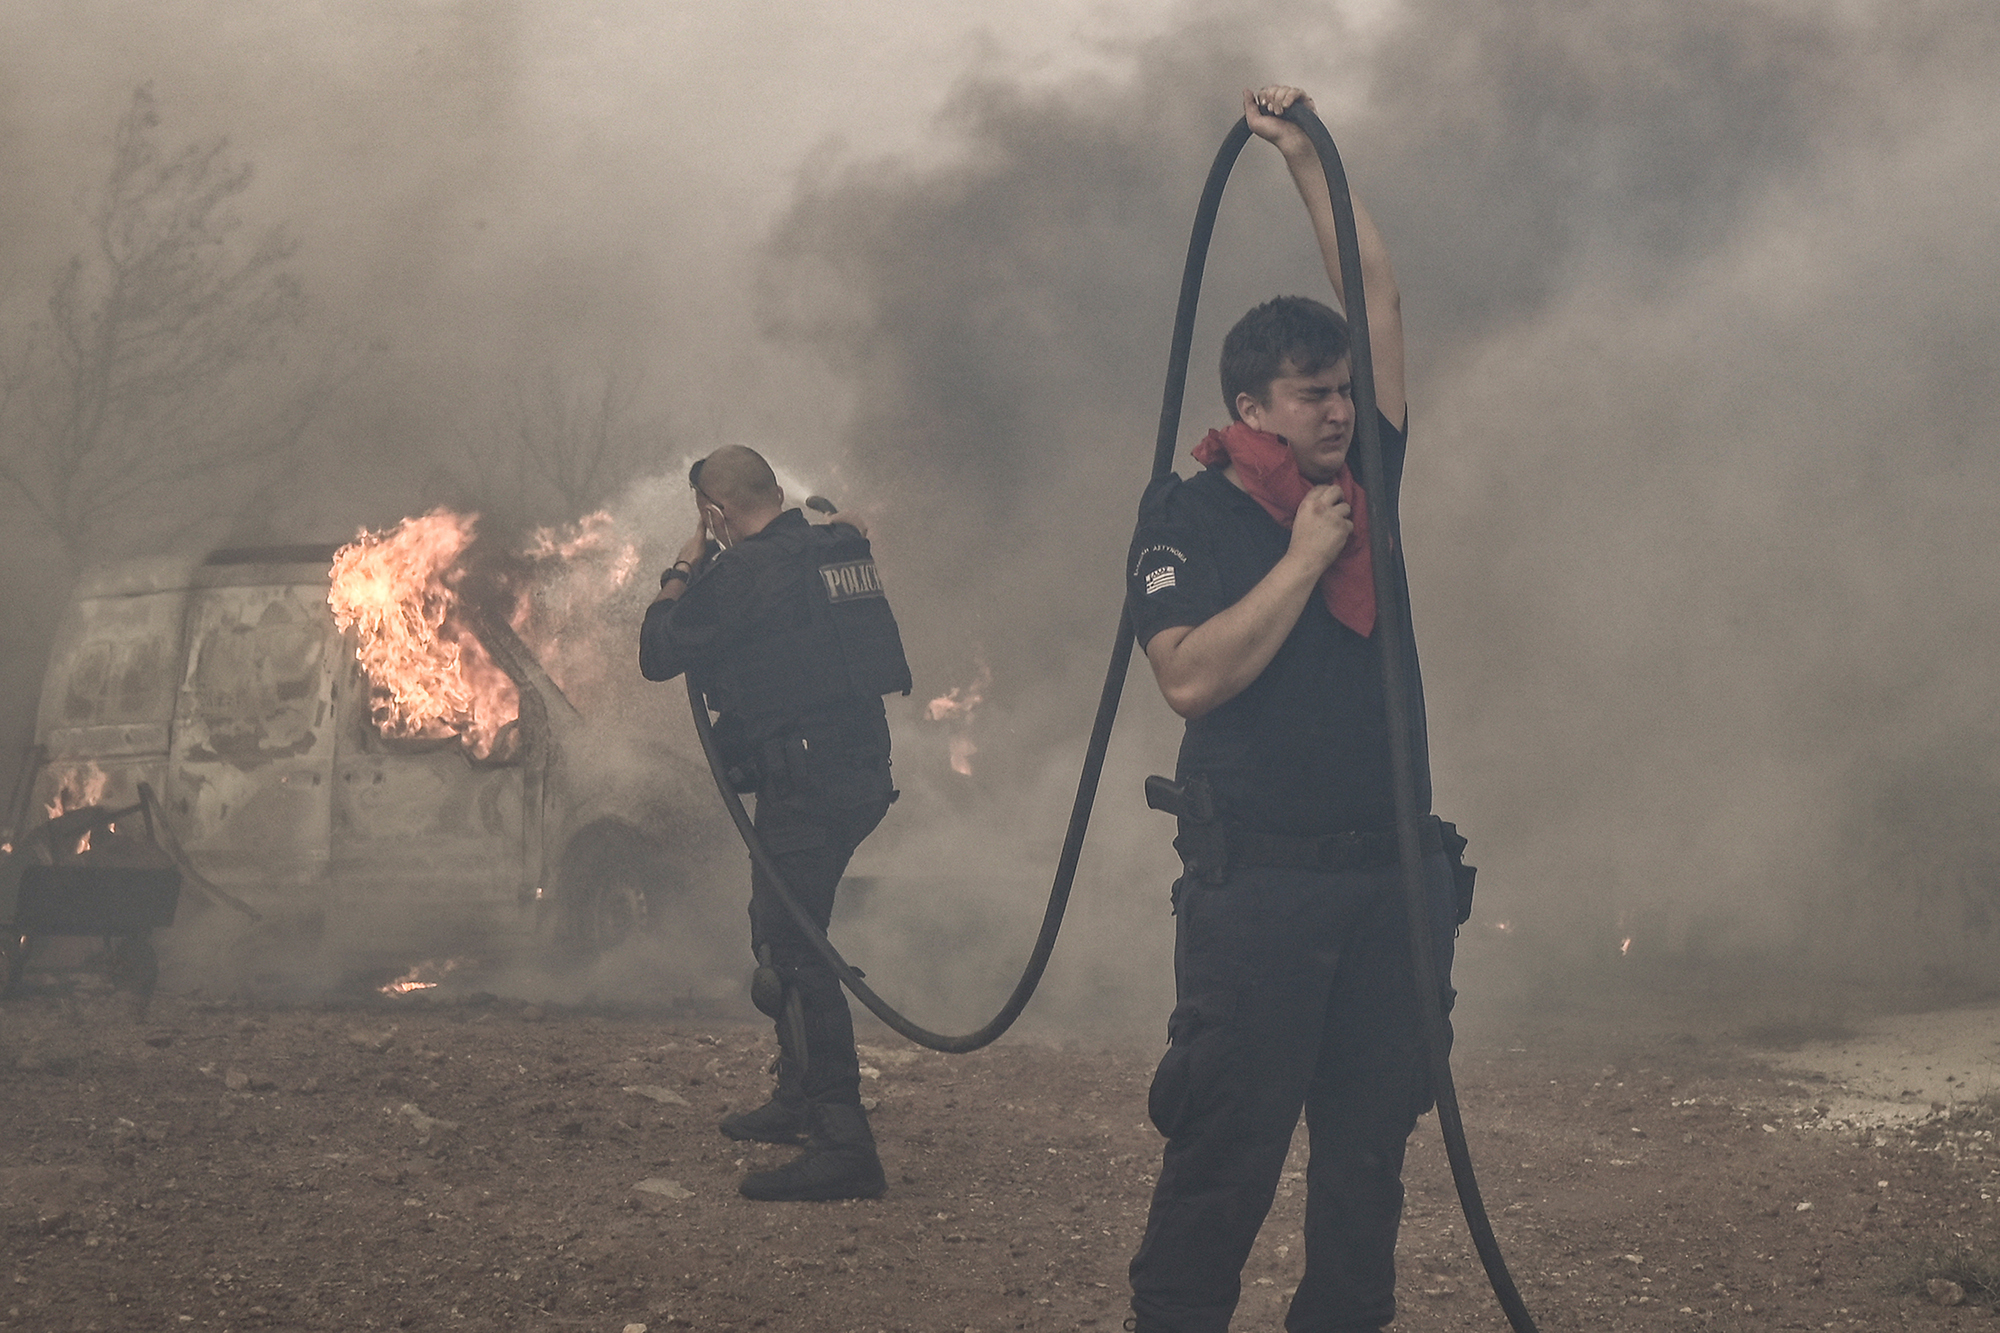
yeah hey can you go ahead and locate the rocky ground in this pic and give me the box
[2,969,1998,1333]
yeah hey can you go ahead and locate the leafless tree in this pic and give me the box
[0,84,348,560]
[458,359,653,527]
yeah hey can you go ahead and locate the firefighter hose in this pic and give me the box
[688,103,1539,1332]
[1288,104,1540,1333]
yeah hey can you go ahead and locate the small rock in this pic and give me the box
[624,1324,648,1333]
[297,1076,322,1095]
[520,1006,544,1023]
[223,1070,250,1091]
[625,1085,689,1106]
[396,1103,460,1141]
[142,1032,175,1049]
[855,1043,921,1067]
[1929,1279,1966,1307]
[346,1028,396,1053]
[634,1178,692,1200]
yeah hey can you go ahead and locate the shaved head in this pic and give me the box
[693,445,782,509]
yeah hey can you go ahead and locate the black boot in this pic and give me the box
[720,1044,808,1145]
[738,1102,886,1202]
[718,1089,808,1144]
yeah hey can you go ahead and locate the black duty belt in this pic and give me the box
[1176,816,1440,877]
[1146,773,1452,886]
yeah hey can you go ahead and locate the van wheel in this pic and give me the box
[555,822,674,962]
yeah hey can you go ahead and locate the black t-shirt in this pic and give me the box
[1125,412,1430,836]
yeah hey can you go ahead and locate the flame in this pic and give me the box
[329,511,519,761]
[378,957,468,996]
[923,660,991,776]
[510,510,642,702]
[46,763,109,822]
[521,509,639,577]
[45,763,109,854]
[924,669,987,723]
[1619,936,1633,956]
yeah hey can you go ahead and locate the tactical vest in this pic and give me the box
[695,518,913,723]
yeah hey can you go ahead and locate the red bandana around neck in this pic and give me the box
[1192,420,1378,637]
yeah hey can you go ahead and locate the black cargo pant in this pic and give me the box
[747,741,895,1109]
[1128,848,1458,1333]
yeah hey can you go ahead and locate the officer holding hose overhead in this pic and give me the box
[639,444,912,1202]
[1124,87,1473,1332]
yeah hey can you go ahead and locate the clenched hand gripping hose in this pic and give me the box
[687,101,1539,1331]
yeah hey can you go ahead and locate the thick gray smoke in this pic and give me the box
[3,0,1997,1026]
[760,0,2000,1015]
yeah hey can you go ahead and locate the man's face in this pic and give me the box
[1238,357,1356,483]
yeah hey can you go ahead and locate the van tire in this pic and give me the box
[554,821,675,962]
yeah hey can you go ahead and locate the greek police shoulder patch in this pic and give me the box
[819,558,886,602]
[1131,543,1188,595]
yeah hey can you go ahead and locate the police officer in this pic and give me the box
[639,444,911,1202]
[1123,87,1466,1331]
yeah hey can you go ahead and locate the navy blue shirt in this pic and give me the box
[1126,412,1430,836]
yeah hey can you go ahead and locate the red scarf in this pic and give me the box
[1192,420,1378,637]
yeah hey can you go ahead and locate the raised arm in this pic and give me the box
[1244,86,1405,426]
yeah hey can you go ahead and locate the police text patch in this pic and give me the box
[820,559,886,602]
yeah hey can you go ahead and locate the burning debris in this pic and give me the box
[924,661,991,777]
[328,510,521,761]
[43,763,111,854]
[378,957,470,996]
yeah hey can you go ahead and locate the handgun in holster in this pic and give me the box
[1145,773,1230,887]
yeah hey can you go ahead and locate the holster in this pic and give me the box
[713,712,763,794]
[1438,820,1476,925]
[1146,773,1478,922]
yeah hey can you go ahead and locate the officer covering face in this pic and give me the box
[639,444,912,1202]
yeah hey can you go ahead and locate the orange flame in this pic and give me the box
[510,511,642,701]
[45,763,108,822]
[379,957,468,996]
[924,661,991,776]
[329,511,519,761]
[45,764,109,854]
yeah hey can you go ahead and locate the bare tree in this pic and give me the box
[457,359,653,527]
[0,84,345,560]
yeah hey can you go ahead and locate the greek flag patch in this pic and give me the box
[1144,566,1177,595]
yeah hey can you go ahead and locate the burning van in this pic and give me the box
[2,524,725,991]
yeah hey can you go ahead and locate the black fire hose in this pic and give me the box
[1278,106,1540,1333]
[684,605,1129,1050]
[685,102,1537,1330]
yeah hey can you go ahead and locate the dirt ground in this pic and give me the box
[3,967,1998,1333]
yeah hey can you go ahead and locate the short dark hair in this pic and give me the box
[1220,296,1351,421]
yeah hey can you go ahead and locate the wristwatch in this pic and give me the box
[659,562,692,590]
